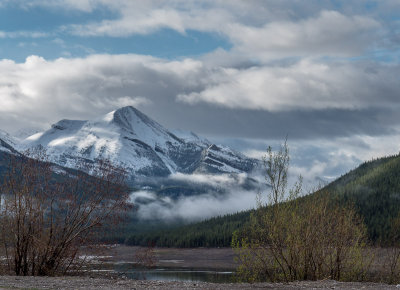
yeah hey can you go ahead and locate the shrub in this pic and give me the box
[233,141,369,282]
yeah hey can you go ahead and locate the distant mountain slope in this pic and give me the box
[0,130,18,153]
[19,106,259,179]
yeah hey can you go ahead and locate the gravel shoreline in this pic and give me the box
[0,276,397,289]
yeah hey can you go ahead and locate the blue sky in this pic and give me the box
[1,0,400,185]
[0,2,232,61]
[1,28,231,61]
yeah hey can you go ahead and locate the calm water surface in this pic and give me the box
[114,263,235,283]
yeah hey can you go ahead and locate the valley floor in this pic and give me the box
[101,245,237,270]
[1,246,399,289]
[0,276,397,290]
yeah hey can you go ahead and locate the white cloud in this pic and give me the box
[127,171,262,222]
[0,54,205,133]
[177,59,400,111]
[241,133,400,191]
[9,0,101,12]
[1,54,400,135]
[0,1,387,66]
[0,30,49,38]
[69,7,187,36]
[128,130,400,222]
[129,187,258,222]
[0,53,398,186]
[227,10,380,60]
[36,1,380,60]
[288,133,400,188]
[170,172,247,188]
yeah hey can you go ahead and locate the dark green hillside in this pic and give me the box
[125,211,252,247]
[125,153,400,247]
[325,153,400,242]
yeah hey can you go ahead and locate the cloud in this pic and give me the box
[62,3,380,60]
[132,189,258,222]
[222,133,400,191]
[1,54,400,143]
[3,1,377,61]
[128,131,400,222]
[0,1,393,64]
[0,30,49,38]
[123,169,268,222]
[226,10,380,60]
[6,0,101,12]
[170,172,247,188]
[177,59,400,111]
[68,6,188,36]
[288,133,400,188]
[0,54,204,133]
[0,2,390,67]
[127,129,400,222]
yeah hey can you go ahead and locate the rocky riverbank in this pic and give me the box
[0,276,396,289]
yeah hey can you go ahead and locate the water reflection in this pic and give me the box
[114,264,234,283]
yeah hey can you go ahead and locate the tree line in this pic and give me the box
[124,211,251,247]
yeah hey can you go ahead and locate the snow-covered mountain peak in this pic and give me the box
[112,106,155,130]
[105,106,184,148]
[51,119,86,131]
[16,106,259,179]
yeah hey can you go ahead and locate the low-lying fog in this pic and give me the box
[129,172,264,222]
[128,168,326,223]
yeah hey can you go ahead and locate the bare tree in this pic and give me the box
[264,141,290,205]
[0,148,130,276]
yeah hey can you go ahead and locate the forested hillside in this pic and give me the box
[124,211,251,247]
[326,153,400,242]
[125,153,400,247]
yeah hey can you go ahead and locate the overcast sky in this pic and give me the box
[1,0,400,183]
